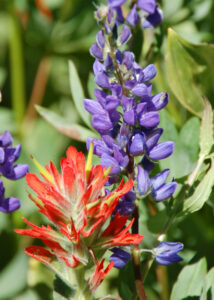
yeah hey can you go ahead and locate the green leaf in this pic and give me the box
[170,257,207,300]
[165,29,214,117]
[69,60,91,128]
[199,97,214,157]
[183,157,214,213]
[36,105,98,142]
[206,267,214,298]
[0,252,28,299]
[159,111,200,179]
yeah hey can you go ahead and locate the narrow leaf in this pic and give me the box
[36,105,98,142]
[183,157,214,213]
[199,97,214,157]
[69,60,92,128]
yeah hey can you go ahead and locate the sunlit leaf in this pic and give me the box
[183,157,214,213]
[36,105,98,142]
[0,252,28,299]
[159,111,200,179]
[69,60,92,128]
[199,97,214,157]
[170,257,207,300]
[166,29,214,117]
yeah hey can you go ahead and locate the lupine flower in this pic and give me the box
[85,10,176,205]
[15,146,143,293]
[0,131,29,213]
[152,242,183,265]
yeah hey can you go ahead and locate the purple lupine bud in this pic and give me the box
[148,141,174,160]
[114,146,129,169]
[96,30,105,49]
[129,133,145,156]
[115,189,136,215]
[119,24,131,45]
[142,64,157,82]
[110,248,131,269]
[132,83,150,97]
[109,110,120,125]
[92,114,113,131]
[136,102,147,117]
[146,128,163,150]
[138,0,156,14]
[0,131,13,147]
[104,54,113,68]
[93,60,105,75]
[123,51,135,70]
[0,148,5,164]
[94,88,107,102]
[0,196,21,213]
[94,72,110,88]
[124,80,136,89]
[108,0,126,8]
[90,42,103,60]
[143,6,163,28]
[151,92,168,111]
[126,4,139,27]
[105,96,120,110]
[84,99,105,115]
[139,111,160,128]
[4,164,29,180]
[153,242,183,265]
[86,138,112,156]
[137,165,151,195]
[123,109,136,126]
[102,135,116,149]
[0,180,20,213]
[152,182,177,201]
[116,201,135,216]
[101,154,121,174]
[111,84,122,97]
[122,96,135,111]
[151,169,170,190]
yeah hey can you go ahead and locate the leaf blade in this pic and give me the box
[36,105,98,142]
[68,60,92,128]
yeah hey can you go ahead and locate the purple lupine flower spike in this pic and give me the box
[152,242,183,265]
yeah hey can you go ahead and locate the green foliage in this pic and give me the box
[183,157,214,213]
[170,257,214,300]
[159,111,200,179]
[0,252,28,299]
[166,29,214,117]
[199,97,214,157]
[69,60,92,128]
[36,105,98,142]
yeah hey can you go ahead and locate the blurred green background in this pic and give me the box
[0,0,214,299]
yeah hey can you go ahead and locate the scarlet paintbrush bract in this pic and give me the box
[15,146,143,296]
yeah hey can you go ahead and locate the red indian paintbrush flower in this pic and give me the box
[15,145,143,295]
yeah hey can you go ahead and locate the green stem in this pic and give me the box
[8,11,26,130]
